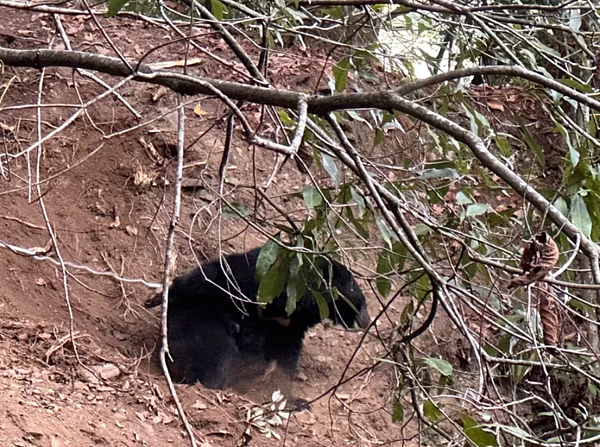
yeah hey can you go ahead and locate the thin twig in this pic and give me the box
[158,95,201,447]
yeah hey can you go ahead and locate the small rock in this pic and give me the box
[76,367,99,385]
[92,364,121,380]
[295,411,316,425]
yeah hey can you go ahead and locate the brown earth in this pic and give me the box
[0,5,427,447]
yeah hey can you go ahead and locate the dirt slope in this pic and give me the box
[0,6,415,447]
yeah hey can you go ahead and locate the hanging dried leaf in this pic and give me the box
[537,282,559,347]
[535,232,560,272]
[509,232,560,289]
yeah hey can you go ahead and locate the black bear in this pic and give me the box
[146,246,370,388]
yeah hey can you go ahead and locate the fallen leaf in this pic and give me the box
[194,103,208,116]
[487,99,504,111]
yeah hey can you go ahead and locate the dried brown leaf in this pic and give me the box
[194,103,209,116]
[509,232,560,289]
[538,282,559,346]
[487,99,505,112]
[535,232,559,272]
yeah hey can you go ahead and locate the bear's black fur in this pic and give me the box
[147,246,370,388]
[166,307,238,388]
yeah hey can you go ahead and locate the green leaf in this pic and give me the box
[418,168,459,180]
[321,6,344,18]
[465,203,494,217]
[277,110,294,126]
[303,185,323,209]
[399,300,415,326]
[393,241,408,272]
[222,203,252,219]
[423,400,443,423]
[333,57,351,92]
[589,382,598,398]
[346,208,369,239]
[554,196,568,217]
[558,78,593,93]
[498,425,534,440]
[376,251,393,298]
[461,414,498,447]
[410,273,430,303]
[518,118,545,168]
[321,153,341,187]
[257,259,289,304]
[374,128,385,147]
[424,160,457,170]
[510,363,531,384]
[421,357,453,377]
[210,0,226,20]
[456,191,473,205]
[404,14,413,32]
[584,188,600,240]
[462,104,490,137]
[570,194,592,238]
[413,223,430,235]
[569,146,580,168]
[375,214,396,245]
[285,256,305,315]
[495,137,512,157]
[361,71,379,84]
[530,39,561,58]
[553,120,579,168]
[569,297,593,315]
[351,187,367,217]
[347,110,371,127]
[311,290,330,320]
[106,0,129,16]
[392,400,404,423]
[256,240,280,280]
